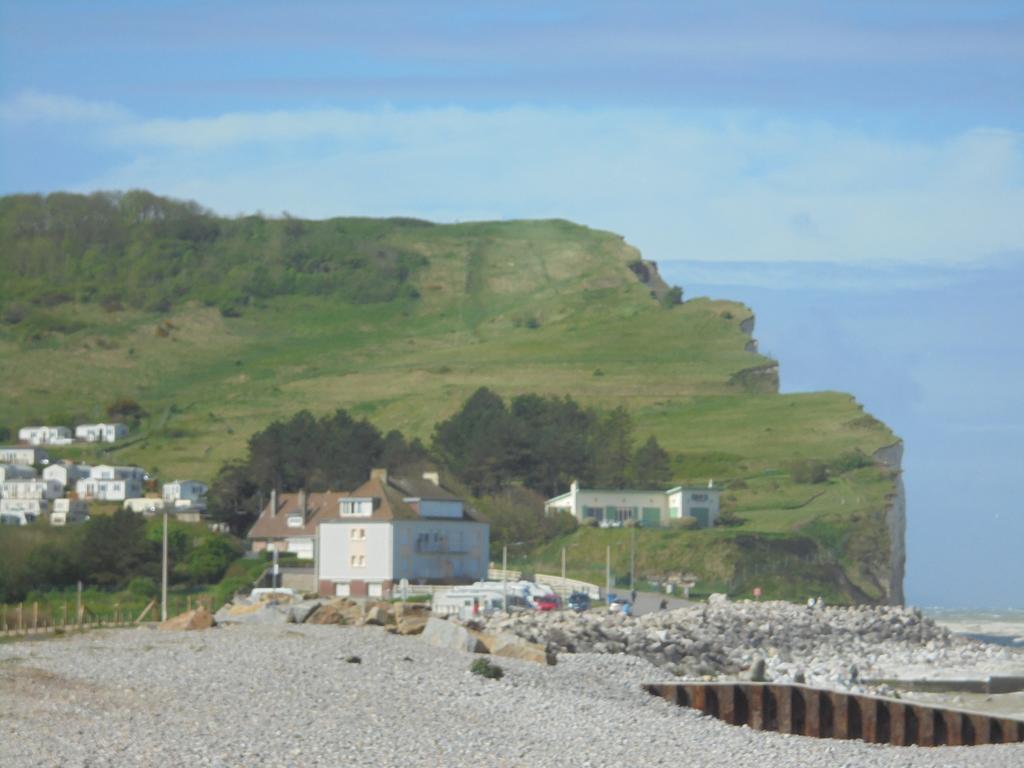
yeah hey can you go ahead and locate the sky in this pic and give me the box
[1,1,1022,607]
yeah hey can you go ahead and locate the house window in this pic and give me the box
[350,554,366,568]
[350,527,366,540]
[339,498,373,517]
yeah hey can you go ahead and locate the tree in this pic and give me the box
[432,388,516,494]
[631,436,672,488]
[80,509,157,587]
[106,397,147,425]
[587,407,634,488]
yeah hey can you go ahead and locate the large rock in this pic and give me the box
[306,599,363,626]
[479,631,556,665]
[363,602,394,626]
[288,601,322,624]
[159,606,215,631]
[420,617,487,653]
[390,603,430,636]
[214,599,291,625]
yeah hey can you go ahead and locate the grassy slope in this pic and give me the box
[0,216,899,602]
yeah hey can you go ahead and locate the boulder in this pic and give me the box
[214,602,289,625]
[362,602,394,626]
[479,631,557,666]
[159,606,215,631]
[420,617,487,653]
[307,599,363,626]
[390,604,430,636]
[288,601,322,624]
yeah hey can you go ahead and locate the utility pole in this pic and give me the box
[161,507,168,622]
[605,544,611,603]
[561,546,566,604]
[630,526,636,593]
[502,545,508,612]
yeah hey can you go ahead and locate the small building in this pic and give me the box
[162,480,209,507]
[50,498,89,526]
[545,479,720,528]
[0,447,48,466]
[124,497,169,514]
[76,466,145,501]
[0,498,49,525]
[249,488,349,560]
[43,462,92,489]
[0,463,37,482]
[317,469,489,599]
[18,425,74,446]
[75,423,129,443]
[0,478,64,500]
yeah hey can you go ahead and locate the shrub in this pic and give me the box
[668,516,699,530]
[127,576,158,598]
[581,517,599,527]
[470,658,504,680]
[789,459,828,484]
[830,450,873,474]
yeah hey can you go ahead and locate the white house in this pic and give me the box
[317,469,489,599]
[0,498,49,525]
[43,462,92,489]
[76,465,145,501]
[0,447,48,466]
[18,426,73,446]
[249,488,348,560]
[0,478,64,500]
[124,497,169,514]
[545,480,720,529]
[50,498,89,526]
[0,463,36,482]
[75,423,129,443]
[162,480,209,508]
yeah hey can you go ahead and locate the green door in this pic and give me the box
[692,507,710,528]
[642,507,661,527]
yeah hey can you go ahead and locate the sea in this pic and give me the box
[923,607,1024,649]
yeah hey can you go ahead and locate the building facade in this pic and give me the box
[18,426,73,446]
[317,469,489,598]
[75,423,128,443]
[545,480,720,528]
[0,447,48,466]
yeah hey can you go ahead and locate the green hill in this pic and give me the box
[0,191,903,605]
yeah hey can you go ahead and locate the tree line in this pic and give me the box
[0,190,427,322]
[208,388,673,538]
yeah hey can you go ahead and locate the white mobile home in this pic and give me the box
[0,498,49,525]
[43,462,92,489]
[50,498,89,526]
[0,478,64,500]
[18,426,73,446]
[0,463,36,482]
[162,480,208,505]
[0,447,48,466]
[75,423,129,443]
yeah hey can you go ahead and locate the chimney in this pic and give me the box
[370,468,388,484]
[299,489,308,522]
[422,471,440,486]
[270,488,278,517]
[571,479,579,493]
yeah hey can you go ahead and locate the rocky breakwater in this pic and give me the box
[480,598,1021,694]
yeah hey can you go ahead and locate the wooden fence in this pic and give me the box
[1,594,213,639]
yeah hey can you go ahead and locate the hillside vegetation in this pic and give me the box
[0,191,901,604]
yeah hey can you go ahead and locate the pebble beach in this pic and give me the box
[2,616,1023,768]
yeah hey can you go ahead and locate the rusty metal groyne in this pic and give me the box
[645,682,1024,747]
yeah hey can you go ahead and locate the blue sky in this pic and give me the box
[2,1,1022,606]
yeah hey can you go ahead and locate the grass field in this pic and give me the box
[0,214,901,603]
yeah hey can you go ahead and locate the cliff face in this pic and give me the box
[873,441,907,605]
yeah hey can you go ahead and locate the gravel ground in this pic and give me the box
[1,624,1022,768]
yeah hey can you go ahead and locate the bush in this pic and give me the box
[127,577,158,599]
[829,450,873,474]
[470,658,504,680]
[790,459,828,484]
[668,516,699,530]
[581,517,599,527]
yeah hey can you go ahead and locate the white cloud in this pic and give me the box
[0,89,131,124]
[6,92,1023,267]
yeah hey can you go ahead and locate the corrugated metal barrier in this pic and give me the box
[644,682,1024,747]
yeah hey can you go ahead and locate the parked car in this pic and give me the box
[608,597,632,615]
[567,592,592,612]
[533,594,561,611]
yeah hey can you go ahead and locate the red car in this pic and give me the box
[534,594,561,611]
